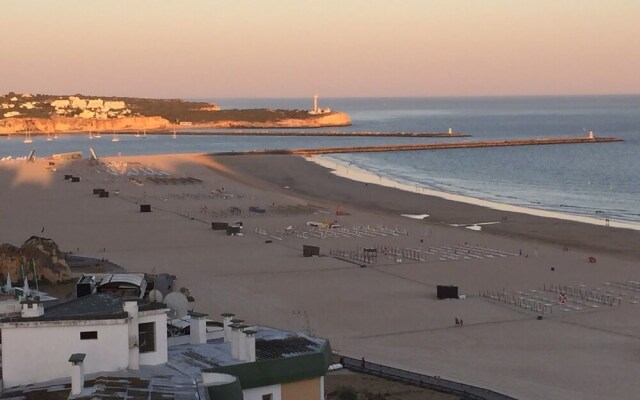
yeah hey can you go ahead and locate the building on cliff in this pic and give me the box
[308,94,331,115]
[49,97,130,119]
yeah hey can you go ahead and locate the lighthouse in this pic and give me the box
[308,94,331,115]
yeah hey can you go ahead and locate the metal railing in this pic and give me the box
[338,356,517,400]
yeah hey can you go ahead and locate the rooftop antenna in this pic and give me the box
[5,273,12,292]
[148,267,162,302]
[164,292,189,319]
[148,289,163,302]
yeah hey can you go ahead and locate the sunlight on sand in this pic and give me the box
[2,160,56,188]
[101,153,223,176]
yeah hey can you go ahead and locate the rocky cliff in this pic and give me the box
[0,116,171,134]
[197,111,352,129]
[0,112,351,134]
[0,237,72,285]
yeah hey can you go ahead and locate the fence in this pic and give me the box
[338,355,517,400]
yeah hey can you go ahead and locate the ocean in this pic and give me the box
[1,95,639,223]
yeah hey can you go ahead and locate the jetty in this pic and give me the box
[212,136,622,156]
[157,130,471,138]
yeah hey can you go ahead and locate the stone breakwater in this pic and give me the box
[211,136,623,156]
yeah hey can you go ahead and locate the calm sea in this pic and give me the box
[1,95,639,222]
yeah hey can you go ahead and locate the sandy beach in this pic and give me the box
[1,153,639,400]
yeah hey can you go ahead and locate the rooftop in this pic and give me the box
[0,292,166,323]
[0,371,199,400]
[0,326,330,399]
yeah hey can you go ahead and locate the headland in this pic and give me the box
[0,92,352,134]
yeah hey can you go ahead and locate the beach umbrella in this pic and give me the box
[23,275,30,297]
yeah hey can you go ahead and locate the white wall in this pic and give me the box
[104,101,125,110]
[1,320,129,388]
[243,384,282,400]
[138,312,167,365]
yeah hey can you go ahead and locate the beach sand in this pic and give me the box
[1,153,639,400]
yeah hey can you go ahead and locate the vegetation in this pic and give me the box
[1,92,324,123]
[329,385,389,400]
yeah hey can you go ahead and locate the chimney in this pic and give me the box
[20,298,44,318]
[68,353,86,396]
[221,313,235,343]
[189,312,208,345]
[230,323,246,360]
[243,329,257,362]
[238,329,247,361]
[123,298,139,370]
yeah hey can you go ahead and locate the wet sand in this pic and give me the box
[1,153,639,400]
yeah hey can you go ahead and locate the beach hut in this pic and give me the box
[211,222,228,230]
[437,285,459,300]
[303,245,320,257]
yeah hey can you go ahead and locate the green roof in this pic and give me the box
[205,340,331,389]
[203,377,244,400]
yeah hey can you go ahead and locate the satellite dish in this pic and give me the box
[164,292,189,319]
[148,289,163,302]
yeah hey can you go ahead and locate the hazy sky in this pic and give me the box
[1,1,639,98]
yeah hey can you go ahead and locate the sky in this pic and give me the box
[1,0,639,98]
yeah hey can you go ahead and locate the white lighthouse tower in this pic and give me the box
[313,94,319,114]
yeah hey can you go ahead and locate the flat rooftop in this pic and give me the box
[0,326,328,399]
